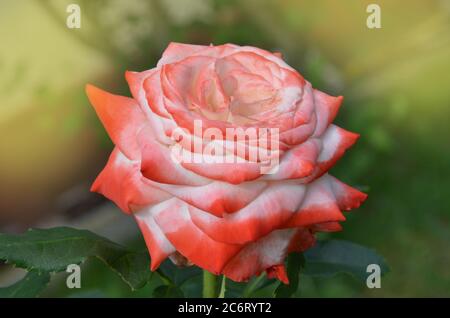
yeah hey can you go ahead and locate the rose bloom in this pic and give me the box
[86,43,367,283]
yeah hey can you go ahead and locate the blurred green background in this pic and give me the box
[0,0,449,297]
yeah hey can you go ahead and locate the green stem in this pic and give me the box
[202,270,217,298]
[243,273,266,298]
[218,276,226,298]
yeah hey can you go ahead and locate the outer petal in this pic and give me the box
[312,89,343,137]
[153,199,241,274]
[91,148,170,213]
[266,264,289,284]
[134,202,177,270]
[286,174,367,227]
[329,175,368,211]
[189,182,306,244]
[221,229,297,282]
[313,124,360,179]
[86,84,146,159]
[287,228,316,253]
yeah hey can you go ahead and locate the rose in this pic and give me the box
[86,42,367,283]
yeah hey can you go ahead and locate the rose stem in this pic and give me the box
[218,275,226,298]
[202,270,217,298]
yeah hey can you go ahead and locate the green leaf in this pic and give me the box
[242,273,270,298]
[303,239,389,282]
[0,271,50,298]
[152,285,184,298]
[223,274,277,298]
[158,260,202,286]
[177,274,203,298]
[0,227,152,290]
[105,250,153,290]
[274,252,304,298]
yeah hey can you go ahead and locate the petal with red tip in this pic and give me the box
[86,84,146,159]
[153,199,241,274]
[287,228,316,253]
[266,264,289,284]
[189,182,306,244]
[222,229,296,282]
[313,125,360,178]
[285,174,346,228]
[91,148,171,213]
[134,203,176,270]
[312,89,343,137]
[286,174,367,228]
[329,175,368,211]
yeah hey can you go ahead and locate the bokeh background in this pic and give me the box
[0,0,449,297]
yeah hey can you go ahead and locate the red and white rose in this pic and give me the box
[86,43,367,283]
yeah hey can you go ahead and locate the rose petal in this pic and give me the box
[157,42,234,67]
[266,264,289,284]
[91,148,170,213]
[153,199,241,273]
[134,202,177,270]
[312,89,343,137]
[261,139,320,180]
[181,160,262,184]
[86,84,146,159]
[221,229,296,282]
[310,222,343,233]
[150,180,268,217]
[189,181,306,244]
[329,175,368,210]
[139,129,211,186]
[313,124,359,178]
[286,174,366,227]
